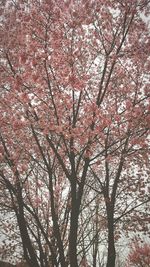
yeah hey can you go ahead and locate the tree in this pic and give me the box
[0,1,150,267]
[126,239,150,267]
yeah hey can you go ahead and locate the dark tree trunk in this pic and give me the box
[106,203,116,267]
[16,186,40,267]
[69,184,79,267]
[69,148,89,267]
[106,225,116,267]
[48,171,67,267]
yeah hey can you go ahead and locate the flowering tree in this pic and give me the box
[0,0,150,267]
[126,239,150,267]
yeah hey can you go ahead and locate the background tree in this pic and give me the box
[126,239,150,267]
[0,1,150,267]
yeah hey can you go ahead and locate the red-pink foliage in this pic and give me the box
[127,240,150,267]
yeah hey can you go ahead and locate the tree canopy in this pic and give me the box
[0,1,150,267]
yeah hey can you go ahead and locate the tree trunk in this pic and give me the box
[106,226,116,267]
[69,205,79,267]
[106,204,116,267]
[69,182,79,267]
[16,187,40,267]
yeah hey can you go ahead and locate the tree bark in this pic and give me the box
[69,183,79,267]
[106,204,116,267]
[16,186,40,267]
